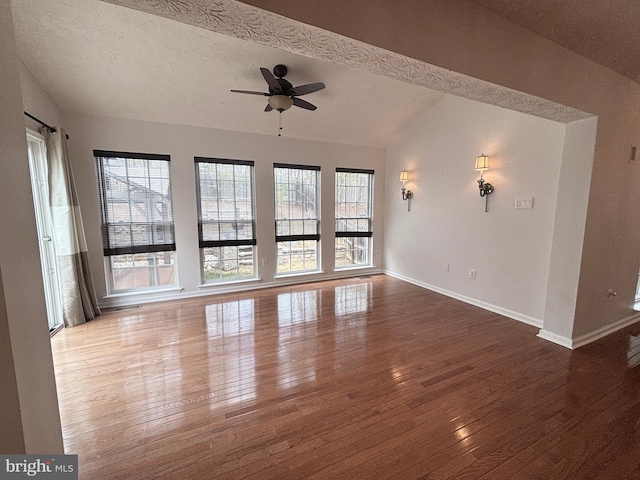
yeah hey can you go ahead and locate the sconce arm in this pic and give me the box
[478,178,494,197]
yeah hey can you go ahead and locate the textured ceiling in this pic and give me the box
[10,0,447,148]
[470,0,640,84]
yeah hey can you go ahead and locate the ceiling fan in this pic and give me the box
[231,64,326,113]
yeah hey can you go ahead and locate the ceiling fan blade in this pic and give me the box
[231,89,269,96]
[293,97,317,111]
[289,82,326,96]
[260,67,282,93]
[264,104,273,112]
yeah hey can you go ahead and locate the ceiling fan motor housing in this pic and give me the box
[273,64,288,78]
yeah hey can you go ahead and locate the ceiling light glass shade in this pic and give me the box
[400,170,409,183]
[475,154,489,171]
[268,95,294,111]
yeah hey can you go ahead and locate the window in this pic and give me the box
[95,150,176,292]
[274,163,320,274]
[195,157,256,282]
[335,168,374,268]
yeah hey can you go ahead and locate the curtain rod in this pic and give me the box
[24,111,69,139]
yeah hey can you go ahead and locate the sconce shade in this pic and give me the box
[400,170,409,183]
[268,95,294,112]
[475,154,489,171]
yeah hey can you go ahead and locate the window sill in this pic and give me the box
[198,277,261,289]
[104,286,181,299]
[275,270,324,279]
[335,264,374,272]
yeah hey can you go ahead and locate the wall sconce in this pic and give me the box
[475,154,494,212]
[400,170,413,211]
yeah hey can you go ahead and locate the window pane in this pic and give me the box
[335,237,371,267]
[274,167,319,225]
[277,240,318,274]
[111,252,175,291]
[203,246,255,281]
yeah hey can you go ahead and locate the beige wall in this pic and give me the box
[0,267,25,453]
[241,0,640,345]
[0,1,63,453]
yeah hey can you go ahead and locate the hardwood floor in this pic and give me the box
[50,274,640,479]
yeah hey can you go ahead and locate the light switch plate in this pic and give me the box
[515,197,534,209]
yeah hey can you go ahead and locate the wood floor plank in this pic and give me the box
[49,274,640,479]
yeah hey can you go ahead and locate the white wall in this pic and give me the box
[62,112,386,305]
[385,95,566,325]
[0,2,63,453]
[541,117,597,343]
[19,60,63,131]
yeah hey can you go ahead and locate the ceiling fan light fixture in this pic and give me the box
[268,95,293,112]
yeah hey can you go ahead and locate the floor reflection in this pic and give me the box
[334,283,371,363]
[205,299,255,336]
[204,299,256,405]
[277,290,319,326]
[277,290,320,388]
[335,282,371,316]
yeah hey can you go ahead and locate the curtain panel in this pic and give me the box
[44,128,100,327]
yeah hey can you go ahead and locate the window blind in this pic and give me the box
[194,157,256,248]
[274,163,320,242]
[335,168,374,238]
[95,150,175,256]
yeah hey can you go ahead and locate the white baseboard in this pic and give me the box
[384,270,543,329]
[536,329,572,349]
[99,268,384,309]
[384,270,640,349]
[570,312,640,349]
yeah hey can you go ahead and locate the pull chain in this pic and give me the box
[278,111,283,137]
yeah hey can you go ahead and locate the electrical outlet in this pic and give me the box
[261,258,267,267]
[468,269,476,280]
[515,197,534,209]
[444,263,449,272]
[375,250,381,257]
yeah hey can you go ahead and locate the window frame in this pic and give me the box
[94,150,177,293]
[195,157,257,283]
[273,163,321,275]
[334,167,374,269]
